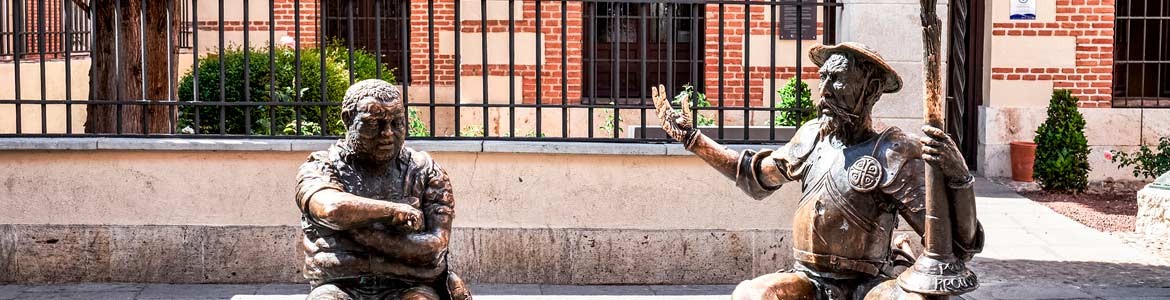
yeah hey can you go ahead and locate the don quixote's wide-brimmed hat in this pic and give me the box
[810,42,903,93]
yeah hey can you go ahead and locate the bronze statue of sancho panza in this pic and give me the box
[296,79,473,300]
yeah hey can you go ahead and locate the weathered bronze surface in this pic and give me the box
[296,79,472,300]
[651,42,983,300]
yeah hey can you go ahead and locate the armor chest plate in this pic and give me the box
[791,139,899,272]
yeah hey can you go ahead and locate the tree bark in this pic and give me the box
[85,0,177,134]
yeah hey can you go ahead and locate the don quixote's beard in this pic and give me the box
[818,96,875,144]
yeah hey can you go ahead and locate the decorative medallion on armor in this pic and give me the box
[848,155,883,192]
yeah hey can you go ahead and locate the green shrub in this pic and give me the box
[670,84,714,127]
[177,40,420,136]
[772,77,815,127]
[408,107,429,137]
[1033,89,1091,192]
[1111,137,1170,179]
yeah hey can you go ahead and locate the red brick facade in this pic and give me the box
[404,1,824,107]
[988,0,1116,108]
[195,0,320,45]
[18,0,65,60]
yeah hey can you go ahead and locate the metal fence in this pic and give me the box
[0,0,842,144]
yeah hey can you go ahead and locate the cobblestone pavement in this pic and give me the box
[2,179,1168,300]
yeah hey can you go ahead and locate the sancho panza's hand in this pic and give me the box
[375,196,423,232]
[651,84,699,149]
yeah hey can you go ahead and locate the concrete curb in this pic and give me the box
[0,138,781,156]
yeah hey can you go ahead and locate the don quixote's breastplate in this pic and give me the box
[791,129,901,277]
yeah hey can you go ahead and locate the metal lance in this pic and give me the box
[895,0,979,296]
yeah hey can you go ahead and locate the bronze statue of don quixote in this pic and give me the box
[293,0,979,298]
[648,0,982,299]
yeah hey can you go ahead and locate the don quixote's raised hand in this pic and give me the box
[650,84,699,149]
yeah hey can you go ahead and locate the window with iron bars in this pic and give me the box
[0,0,93,61]
[1113,0,1170,107]
[321,0,408,81]
[583,1,705,106]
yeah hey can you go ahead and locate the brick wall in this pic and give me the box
[194,0,319,45]
[989,0,1115,108]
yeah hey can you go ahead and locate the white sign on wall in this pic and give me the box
[1010,0,1037,20]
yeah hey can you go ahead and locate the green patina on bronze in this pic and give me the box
[1151,171,1170,190]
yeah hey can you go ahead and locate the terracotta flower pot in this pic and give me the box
[1009,141,1037,182]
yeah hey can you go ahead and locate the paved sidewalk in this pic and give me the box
[2,178,1168,299]
[965,178,1170,300]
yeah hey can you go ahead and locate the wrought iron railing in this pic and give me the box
[0,0,841,144]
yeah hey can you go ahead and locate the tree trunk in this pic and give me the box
[85,0,177,134]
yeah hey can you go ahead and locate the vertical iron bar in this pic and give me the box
[795,0,803,124]
[561,0,567,138]
[268,0,276,135]
[168,0,176,133]
[65,0,74,134]
[318,0,327,135]
[219,0,226,134]
[403,0,413,135]
[347,0,355,85]
[717,2,724,140]
[536,0,543,137]
[1159,2,1166,101]
[116,0,124,134]
[375,0,382,79]
[295,0,304,135]
[683,3,692,106]
[1,0,6,59]
[480,0,487,137]
[38,0,46,133]
[769,0,776,140]
[611,3,619,139]
[743,1,750,141]
[12,0,20,134]
[667,3,674,93]
[192,0,200,133]
[587,2,595,138]
[244,0,251,135]
[508,0,515,137]
[639,3,646,137]
[454,0,461,137]
[429,0,436,136]
[1140,0,1149,107]
[141,0,149,134]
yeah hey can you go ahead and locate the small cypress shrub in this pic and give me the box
[1033,89,1091,192]
[772,77,815,127]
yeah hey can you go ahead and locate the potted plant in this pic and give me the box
[1010,140,1037,182]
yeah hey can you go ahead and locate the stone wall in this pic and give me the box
[3,139,904,284]
[1137,182,1170,238]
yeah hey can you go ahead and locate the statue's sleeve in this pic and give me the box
[734,121,819,200]
[295,151,343,213]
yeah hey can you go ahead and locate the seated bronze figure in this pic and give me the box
[295,79,472,300]
[651,42,984,300]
